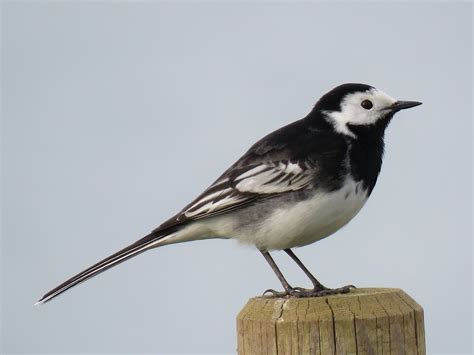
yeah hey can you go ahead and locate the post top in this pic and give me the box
[239,288,423,323]
[251,287,402,301]
[237,287,426,354]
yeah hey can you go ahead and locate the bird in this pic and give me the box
[36,83,422,304]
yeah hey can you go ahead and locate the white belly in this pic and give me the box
[247,178,368,250]
[164,178,369,251]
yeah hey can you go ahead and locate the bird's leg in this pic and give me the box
[284,249,327,291]
[260,250,298,297]
[284,248,356,297]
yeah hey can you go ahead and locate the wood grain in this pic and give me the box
[236,288,425,355]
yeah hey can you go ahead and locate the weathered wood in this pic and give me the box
[236,288,425,355]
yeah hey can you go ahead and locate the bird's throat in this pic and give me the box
[346,124,386,195]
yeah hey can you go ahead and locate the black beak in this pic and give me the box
[389,100,423,112]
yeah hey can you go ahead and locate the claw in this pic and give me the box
[262,284,356,298]
[293,287,311,292]
[312,284,355,296]
[263,289,289,297]
[263,289,278,296]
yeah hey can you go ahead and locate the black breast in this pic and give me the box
[346,122,387,195]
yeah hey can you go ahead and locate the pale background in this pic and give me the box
[1,1,472,354]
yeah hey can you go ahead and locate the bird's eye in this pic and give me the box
[361,99,373,110]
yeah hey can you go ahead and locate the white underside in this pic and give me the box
[156,178,368,251]
[240,178,368,250]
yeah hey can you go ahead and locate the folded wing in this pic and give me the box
[157,160,314,230]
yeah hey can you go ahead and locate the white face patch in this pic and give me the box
[323,88,397,138]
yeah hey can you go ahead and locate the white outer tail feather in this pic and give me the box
[35,230,177,305]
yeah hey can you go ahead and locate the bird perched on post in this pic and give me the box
[36,83,421,304]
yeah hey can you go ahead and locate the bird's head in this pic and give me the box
[312,83,422,138]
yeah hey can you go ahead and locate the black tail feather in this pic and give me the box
[36,230,172,305]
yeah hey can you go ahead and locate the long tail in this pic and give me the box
[35,229,176,305]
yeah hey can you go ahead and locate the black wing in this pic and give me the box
[157,118,347,231]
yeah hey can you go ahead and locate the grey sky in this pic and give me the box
[2,1,472,353]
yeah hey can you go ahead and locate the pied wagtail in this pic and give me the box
[37,83,421,304]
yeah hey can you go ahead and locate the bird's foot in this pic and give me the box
[263,284,356,298]
[262,288,294,298]
[301,284,356,297]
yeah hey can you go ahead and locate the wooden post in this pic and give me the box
[236,288,425,355]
